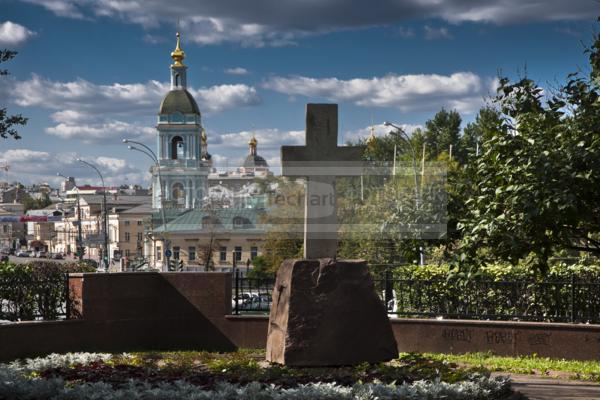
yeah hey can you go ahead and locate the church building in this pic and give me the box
[153,33,211,210]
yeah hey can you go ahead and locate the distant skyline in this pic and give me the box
[0,0,598,186]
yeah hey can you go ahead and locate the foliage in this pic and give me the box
[424,108,462,161]
[426,352,600,382]
[246,255,274,279]
[0,261,94,321]
[381,261,600,322]
[22,193,52,212]
[261,178,303,272]
[457,28,600,273]
[0,49,27,139]
[0,350,516,399]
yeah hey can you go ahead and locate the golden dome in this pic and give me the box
[366,125,377,147]
[249,134,257,147]
[171,32,185,67]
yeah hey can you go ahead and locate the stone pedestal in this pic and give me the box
[266,258,398,366]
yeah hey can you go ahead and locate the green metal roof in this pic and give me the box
[152,208,266,233]
[159,90,200,115]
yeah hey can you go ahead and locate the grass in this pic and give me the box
[425,352,600,382]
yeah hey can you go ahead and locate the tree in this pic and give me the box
[0,50,27,139]
[457,27,600,273]
[424,108,461,161]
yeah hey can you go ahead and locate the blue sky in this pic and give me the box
[0,0,597,185]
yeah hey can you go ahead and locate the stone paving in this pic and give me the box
[493,373,600,400]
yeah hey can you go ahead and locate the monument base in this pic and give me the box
[266,258,398,366]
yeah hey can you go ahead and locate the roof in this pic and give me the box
[153,208,266,234]
[120,203,153,214]
[243,154,268,168]
[80,195,151,206]
[159,90,200,115]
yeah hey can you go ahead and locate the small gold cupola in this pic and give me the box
[201,127,207,145]
[249,134,257,156]
[366,125,377,147]
[171,32,185,67]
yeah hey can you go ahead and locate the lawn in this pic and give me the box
[427,352,600,382]
[0,350,518,399]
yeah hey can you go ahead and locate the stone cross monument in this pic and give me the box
[281,103,364,258]
[267,104,398,366]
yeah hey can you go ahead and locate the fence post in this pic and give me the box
[64,273,70,320]
[570,273,575,323]
[384,267,393,308]
[234,269,240,315]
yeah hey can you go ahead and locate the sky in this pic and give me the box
[0,0,598,186]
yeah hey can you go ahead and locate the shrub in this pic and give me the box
[0,261,94,321]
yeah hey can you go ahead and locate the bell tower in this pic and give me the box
[153,32,210,210]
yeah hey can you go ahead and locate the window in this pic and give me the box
[157,246,162,261]
[233,217,244,228]
[125,249,130,257]
[188,246,196,261]
[137,233,143,242]
[251,246,258,259]
[219,246,227,262]
[136,248,142,257]
[124,221,130,226]
[173,246,180,260]
[3,225,8,233]
[234,246,242,262]
[171,136,183,158]
[124,232,130,242]
[137,221,143,226]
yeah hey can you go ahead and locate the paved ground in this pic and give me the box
[493,373,600,400]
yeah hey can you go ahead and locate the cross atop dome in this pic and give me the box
[171,32,185,67]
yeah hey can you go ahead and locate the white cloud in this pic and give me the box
[344,123,423,143]
[423,25,452,40]
[211,128,304,149]
[0,74,260,143]
[4,74,259,116]
[46,120,155,142]
[225,67,249,75]
[19,0,598,46]
[0,21,36,46]
[263,72,490,114]
[0,149,145,186]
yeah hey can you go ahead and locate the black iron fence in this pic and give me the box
[0,273,70,322]
[232,270,600,323]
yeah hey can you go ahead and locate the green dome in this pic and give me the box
[159,90,200,115]
[243,154,268,168]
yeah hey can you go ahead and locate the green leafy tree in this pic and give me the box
[424,108,462,161]
[0,50,27,139]
[457,27,600,273]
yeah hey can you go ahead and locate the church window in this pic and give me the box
[175,73,180,87]
[171,136,183,159]
[172,183,185,206]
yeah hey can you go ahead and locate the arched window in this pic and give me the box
[175,73,180,87]
[171,136,184,159]
[172,182,185,207]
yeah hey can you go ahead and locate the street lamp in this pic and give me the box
[123,139,170,271]
[383,121,420,206]
[57,172,83,261]
[76,159,110,271]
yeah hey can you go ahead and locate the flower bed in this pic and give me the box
[0,350,520,399]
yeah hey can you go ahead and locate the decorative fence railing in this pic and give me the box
[0,273,70,322]
[232,270,600,323]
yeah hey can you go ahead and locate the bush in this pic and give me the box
[380,261,600,322]
[0,261,94,321]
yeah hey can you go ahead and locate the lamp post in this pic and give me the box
[57,173,83,261]
[123,139,170,271]
[76,159,109,271]
[383,121,420,207]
